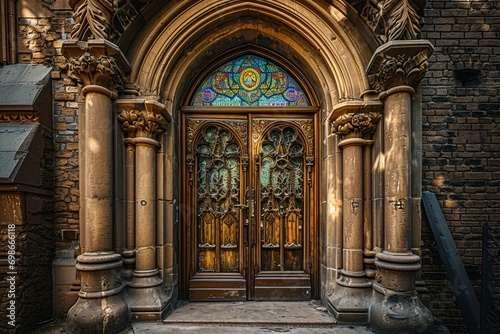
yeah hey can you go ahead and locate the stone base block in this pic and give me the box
[327,271,371,323]
[67,292,129,334]
[127,269,171,321]
[369,283,434,334]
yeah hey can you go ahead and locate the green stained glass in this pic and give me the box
[192,55,310,107]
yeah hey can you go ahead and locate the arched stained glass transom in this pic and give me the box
[191,55,310,107]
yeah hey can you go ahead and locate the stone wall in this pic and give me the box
[18,9,79,251]
[421,0,500,332]
[10,4,78,324]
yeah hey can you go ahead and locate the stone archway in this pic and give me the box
[62,1,435,333]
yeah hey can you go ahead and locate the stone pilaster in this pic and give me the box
[116,98,172,321]
[62,40,131,334]
[328,103,381,322]
[367,40,434,334]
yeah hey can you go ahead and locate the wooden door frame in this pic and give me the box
[179,106,321,300]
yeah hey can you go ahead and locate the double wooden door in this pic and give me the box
[181,110,318,301]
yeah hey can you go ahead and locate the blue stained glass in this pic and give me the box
[192,55,310,107]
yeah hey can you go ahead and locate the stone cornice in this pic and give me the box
[366,40,434,93]
[116,99,171,141]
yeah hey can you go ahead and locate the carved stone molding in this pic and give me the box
[68,0,150,42]
[116,99,171,140]
[361,0,425,42]
[69,0,115,40]
[332,112,382,138]
[366,40,434,93]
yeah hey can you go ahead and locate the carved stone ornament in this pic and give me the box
[117,101,169,140]
[68,0,150,42]
[361,0,424,42]
[0,111,39,123]
[68,53,124,90]
[366,40,434,93]
[69,0,115,40]
[332,112,382,137]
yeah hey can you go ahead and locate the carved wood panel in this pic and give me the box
[193,122,247,273]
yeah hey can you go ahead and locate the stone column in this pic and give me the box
[363,140,376,279]
[116,98,171,320]
[63,41,131,334]
[367,40,434,333]
[328,104,381,322]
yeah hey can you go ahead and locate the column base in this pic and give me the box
[121,249,135,282]
[127,269,171,321]
[67,253,129,334]
[327,270,372,323]
[369,251,433,333]
[364,250,377,281]
[370,283,434,334]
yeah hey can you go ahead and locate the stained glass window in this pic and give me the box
[191,55,310,107]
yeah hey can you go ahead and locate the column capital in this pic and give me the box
[330,101,383,139]
[367,40,434,94]
[116,98,172,141]
[63,40,131,92]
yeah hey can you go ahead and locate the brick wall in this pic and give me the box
[421,0,500,332]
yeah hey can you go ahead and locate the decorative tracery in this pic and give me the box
[196,125,243,272]
[259,126,305,271]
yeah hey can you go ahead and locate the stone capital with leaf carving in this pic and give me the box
[116,99,172,141]
[333,112,382,138]
[68,53,124,92]
[330,101,384,139]
[367,40,434,93]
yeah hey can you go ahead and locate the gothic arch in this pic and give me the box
[119,0,380,111]
[63,0,435,331]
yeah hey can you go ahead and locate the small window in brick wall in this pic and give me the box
[453,68,483,88]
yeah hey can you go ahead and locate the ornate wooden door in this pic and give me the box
[181,113,318,301]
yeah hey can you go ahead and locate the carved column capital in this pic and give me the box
[116,99,172,141]
[330,101,384,139]
[333,112,382,139]
[367,40,434,93]
[63,40,131,94]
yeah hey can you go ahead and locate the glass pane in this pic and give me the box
[192,55,310,107]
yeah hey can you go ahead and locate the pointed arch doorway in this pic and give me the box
[179,54,320,301]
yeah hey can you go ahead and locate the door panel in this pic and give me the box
[253,119,313,300]
[183,114,316,301]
